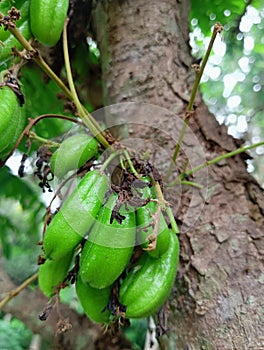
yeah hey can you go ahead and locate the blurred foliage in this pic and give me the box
[0,167,42,282]
[190,0,264,186]
[0,317,32,350]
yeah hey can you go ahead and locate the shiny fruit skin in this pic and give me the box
[43,170,108,260]
[50,133,99,178]
[119,230,179,319]
[79,193,136,289]
[75,276,111,323]
[0,86,26,160]
[30,0,69,46]
[38,253,73,297]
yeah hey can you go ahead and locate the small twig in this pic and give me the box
[0,272,39,310]
[169,140,264,186]
[168,180,203,189]
[6,24,72,99]
[100,150,121,172]
[62,18,111,150]
[165,23,224,181]
[123,150,141,178]
[29,131,60,148]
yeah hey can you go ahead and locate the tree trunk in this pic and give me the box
[93,0,264,349]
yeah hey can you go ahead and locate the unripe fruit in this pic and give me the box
[50,133,99,178]
[75,276,111,323]
[43,170,108,260]
[38,253,73,297]
[0,86,26,160]
[30,0,69,46]
[119,230,179,319]
[79,192,136,289]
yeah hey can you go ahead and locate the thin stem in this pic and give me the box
[164,120,188,181]
[187,24,220,112]
[124,150,140,178]
[165,23,223,181]
[8,26,72,99]
[29,131,60,148]
[169,141,264,187]
[0,272,39,310]
[62,20,111,150]
[6,20,113,151]
[166,207,179,234]
[168,180,203,189]
[100,151,121,172]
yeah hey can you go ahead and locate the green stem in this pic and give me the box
[166,207,179,234]
[8,26,72,99]
[29,131,60,148]
[187,25,220,112]
[6,20,113,151]
[168,180,203,189]
[101,151,121,172]
[164,119,188,181]
[124,150,140,178]
[169,141,264,187]
[165,23,223,181]
[120,156,125,170]
[62,20,111,150]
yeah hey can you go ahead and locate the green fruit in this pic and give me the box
[50,133,99,178]
[136,182,170,258]
[38,253,73,297]
[30,0,69,46]
[0,1,32,61]
[0,86,26,160]
[119,230,179,319]
[43,170,108,260]
[75,276,111,323]
[79,192,136,289]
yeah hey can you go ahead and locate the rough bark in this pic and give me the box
[93,0,264,349]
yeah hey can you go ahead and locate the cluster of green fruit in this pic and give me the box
[0,0,69,61]
[1,0,180,325]
[39,134,180,323]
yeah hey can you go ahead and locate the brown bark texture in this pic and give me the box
[92,0,264,349]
